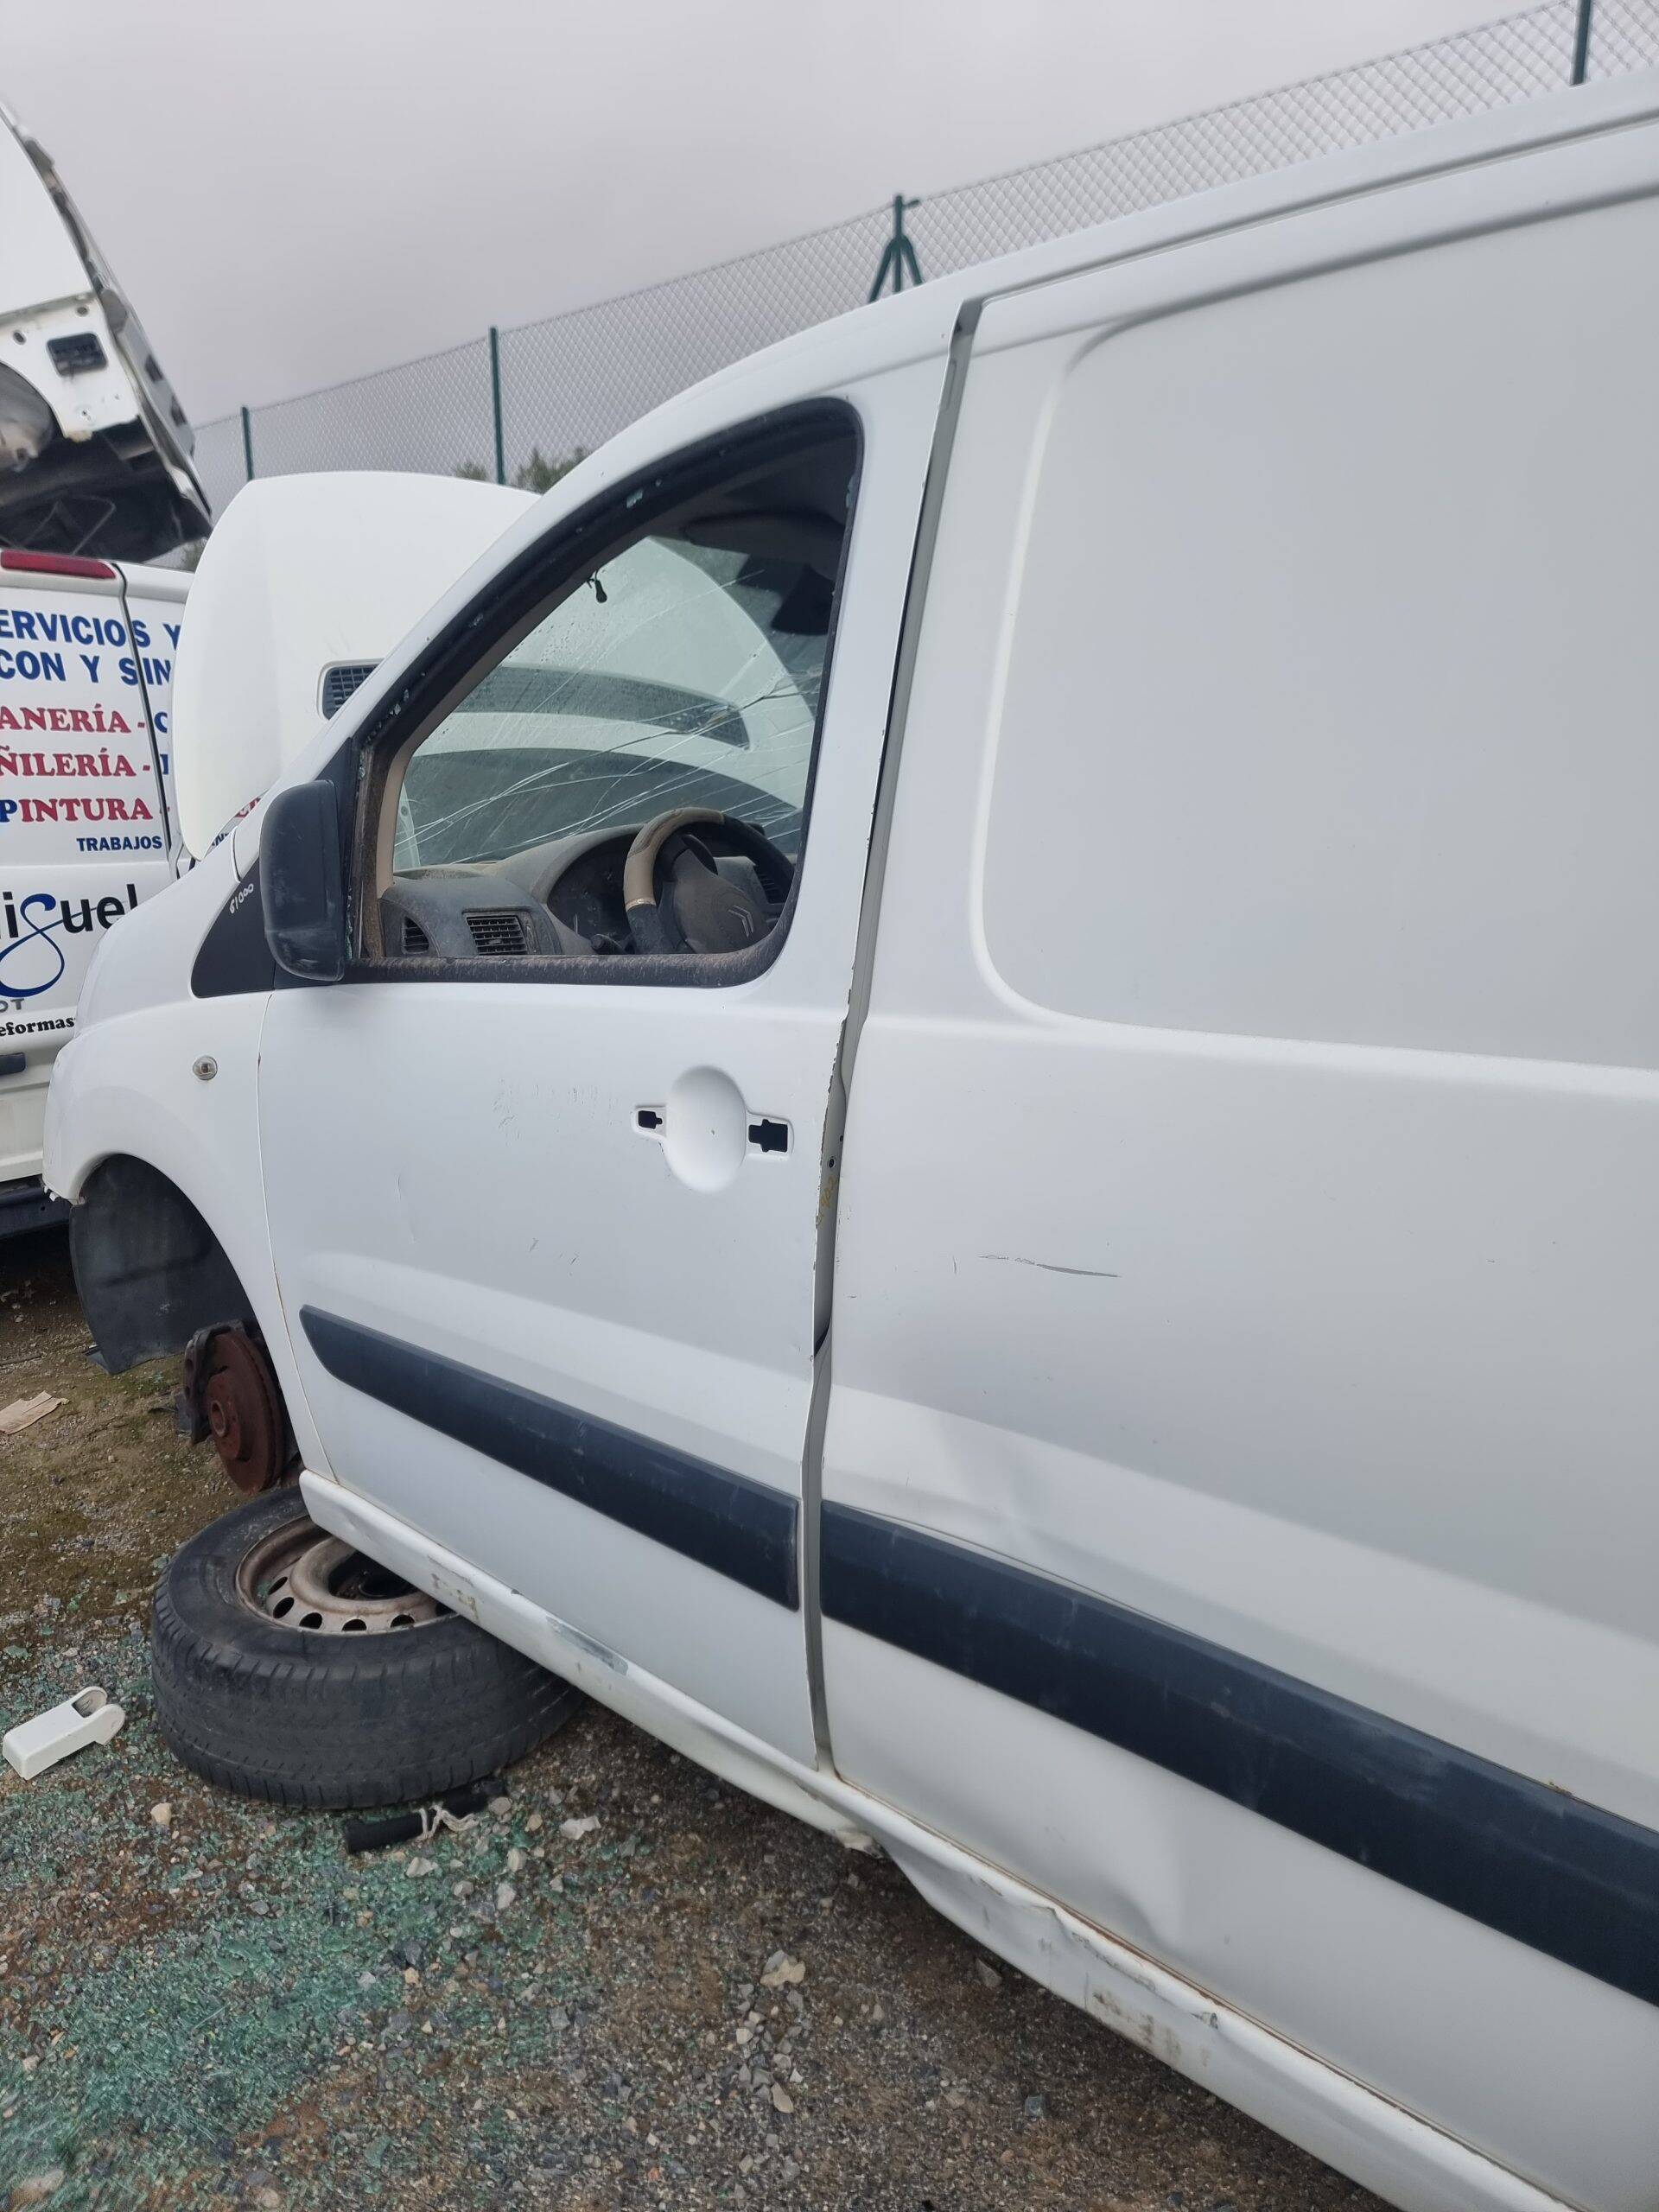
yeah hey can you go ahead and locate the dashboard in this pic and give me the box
[378,823,780,963]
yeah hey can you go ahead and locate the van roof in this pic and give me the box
[657,63,1659,423]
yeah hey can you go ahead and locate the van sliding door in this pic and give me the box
[821,121,1659,2209]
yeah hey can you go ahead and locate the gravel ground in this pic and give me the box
[0,1226,1386,2212]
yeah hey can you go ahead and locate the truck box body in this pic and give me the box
[0,553,184,1225]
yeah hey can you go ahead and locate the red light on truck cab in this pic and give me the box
[0,549,118,581]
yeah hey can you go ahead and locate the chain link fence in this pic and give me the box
[188,0,1659,523]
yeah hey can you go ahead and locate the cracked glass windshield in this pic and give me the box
[395,533,832,870]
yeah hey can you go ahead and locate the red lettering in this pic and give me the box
[0,747,145,780]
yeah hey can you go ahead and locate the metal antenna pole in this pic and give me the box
[488,327,506,486]
[1572,0,1595,83]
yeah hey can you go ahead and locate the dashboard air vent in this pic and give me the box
[466,910,530,957]
[400,916,430,955]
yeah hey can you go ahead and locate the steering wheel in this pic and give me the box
[623,808,794,955]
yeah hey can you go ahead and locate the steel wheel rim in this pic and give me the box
[235,1517,446,1635]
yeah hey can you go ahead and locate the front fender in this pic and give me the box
[46,988,329,1477]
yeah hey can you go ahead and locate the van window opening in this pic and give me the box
[380,419,856,968]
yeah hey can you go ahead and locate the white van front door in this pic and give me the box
[257,377,940,1764]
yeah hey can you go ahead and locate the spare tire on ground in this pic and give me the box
[151,1485,582,1808]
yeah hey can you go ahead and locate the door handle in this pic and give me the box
[633,1100,792,1161]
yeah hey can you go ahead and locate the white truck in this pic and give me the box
[0,99,207,559]
[42,68,1659,2212]
[0,99,207,1230]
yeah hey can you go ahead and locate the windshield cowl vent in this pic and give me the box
[466,910,530,957]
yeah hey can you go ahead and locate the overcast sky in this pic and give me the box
[6,0,1529,425]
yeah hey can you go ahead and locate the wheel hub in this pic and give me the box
[236,1521,446,1635]
[181,1325,289,1496]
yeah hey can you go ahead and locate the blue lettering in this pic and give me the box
[0,649,66,683]
[0,891,67,997]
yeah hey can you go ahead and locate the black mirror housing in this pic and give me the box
[260,779,347,982]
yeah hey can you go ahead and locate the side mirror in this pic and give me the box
[260,779,347,982]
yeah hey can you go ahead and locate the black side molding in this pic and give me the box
[301,1308,798,1608]
[821,1503,1659,2010]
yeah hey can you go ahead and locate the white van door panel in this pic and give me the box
[823,127,1659,2208]
[258,365,944,1764]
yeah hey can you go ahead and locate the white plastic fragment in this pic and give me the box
[3,1686,125,1779]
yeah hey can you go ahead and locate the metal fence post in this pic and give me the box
[868,194,924,302]
[1572,0,1595,81]
[489,326,506,486]
[240,405,255,481]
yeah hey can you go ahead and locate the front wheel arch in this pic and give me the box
[71,1154,257,1375]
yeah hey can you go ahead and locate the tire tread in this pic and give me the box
[149,1489,582,1808]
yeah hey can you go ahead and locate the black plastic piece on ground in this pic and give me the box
[341,1776,503,1854]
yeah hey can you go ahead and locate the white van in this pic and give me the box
[43,73,1659,2212]
[0,550,185,1230]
